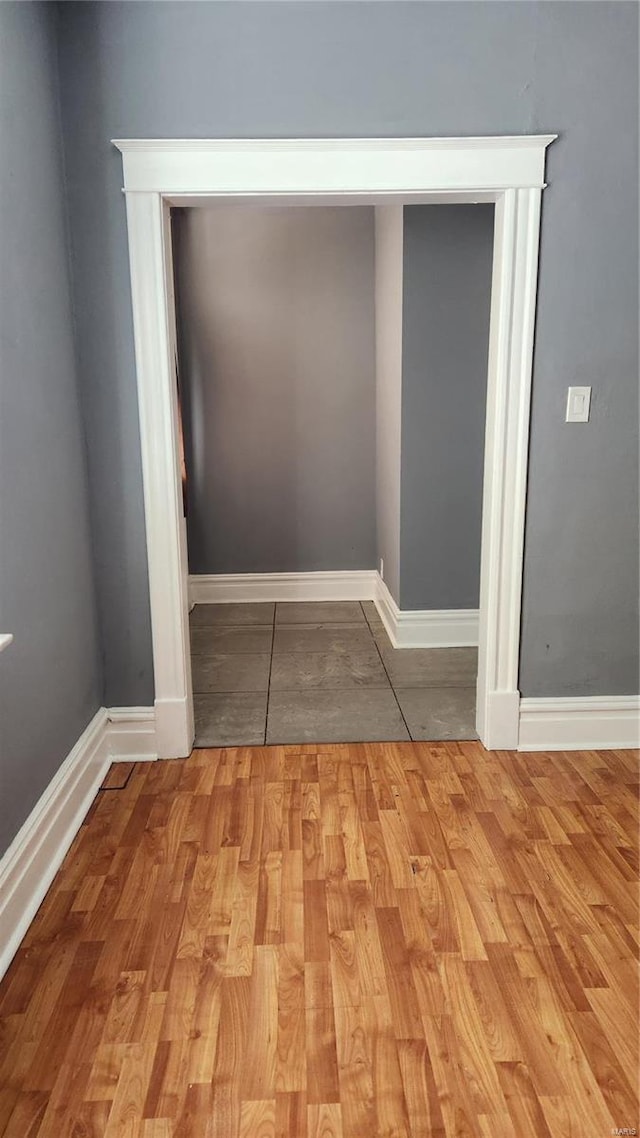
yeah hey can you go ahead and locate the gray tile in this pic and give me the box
[273,624,377,656]
[192,653,271,693]
[270,650,389,690]
[275,601,366,625]
[194,693,267,747]
[190,602,274,627]
[395,687,477,741]
[361,600,383,627]
[266,689,409,744]
[191,626,273,655]
[371,622,393,649]
[378,644,478,688]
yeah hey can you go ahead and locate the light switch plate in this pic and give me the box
[566,386,591,423]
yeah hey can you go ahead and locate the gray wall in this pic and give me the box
[173,206,376,575]
[400,205,494,611]
[374,206,404,604]
[57,1,639,701]
[0,4,102,855]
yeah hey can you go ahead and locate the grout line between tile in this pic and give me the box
[361,600,414,742]
[264,602,277,745]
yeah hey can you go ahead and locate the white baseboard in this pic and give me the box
[189,570,479,650]
[0,705,157,980]
[189,570,379,605]
[477,688,521,751]
[153,695,193,759]
[518,696,640,751]
[374,577,479,649]
[106,706,158,762]
[0,708,110,980]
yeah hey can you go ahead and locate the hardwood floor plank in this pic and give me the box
[227,860,260,977]
[242,946,278,1101]
[350,883,387,1001]
[102,1041,157,1138]
[567,1008,638,1123]
[307,1101,342,1138]
[276,1091,307,1138]
[329,931,362,1009]
[333,1003,375,1136]
[303,880,330,964]
[276,945,306,1093]
[185,957,222,1084]
[305,1007,340,1106]
[281,851,304,947]
[464,959,522,1061]
[210,976,250,1138]
[238,1098,276,1138]
[397,1038,446,1138]
[324,836,353,935]
[376,907,424,1040]
[0,741,636,1137]
[496,1061,555,1138]
[255,851,283,947]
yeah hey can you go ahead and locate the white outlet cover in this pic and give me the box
[566,386,591,423]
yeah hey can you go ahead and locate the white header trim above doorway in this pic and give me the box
[113,135,555,197]
[114,135,555,755]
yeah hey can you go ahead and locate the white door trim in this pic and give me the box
[114,136,555,754]
[123,193,194,758]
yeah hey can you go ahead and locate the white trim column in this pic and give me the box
[124,192,194,757]
[476,187,542,748]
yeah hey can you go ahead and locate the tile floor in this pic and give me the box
[191,600,478,747]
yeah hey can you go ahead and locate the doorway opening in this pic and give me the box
[114,136,555,756]
[172,201,492,747]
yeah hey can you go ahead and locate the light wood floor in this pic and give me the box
[0,743,637,1137]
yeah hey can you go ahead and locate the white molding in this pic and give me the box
[374,577,478,648]
[0,709,110,979]
[0,706,158,980]
[114,136,555,752]
[481,689,522,750]
[123,194,194,758]
[188,570,378,605]
[374,576,400,644]
[0,634,13,652]
[112,136,555,196]
[475,187,542,749]
[105,706,158,762]
[518,696,640,751]
[153,695,193,758]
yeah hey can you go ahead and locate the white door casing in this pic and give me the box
[114,136,555,755]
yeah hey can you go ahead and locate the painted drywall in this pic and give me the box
[57,1,639,701]
[173,206,376,575]
[400,205,494,611]
[374,206,403,604]
[0,4,102,855]
[519,9,639,695]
